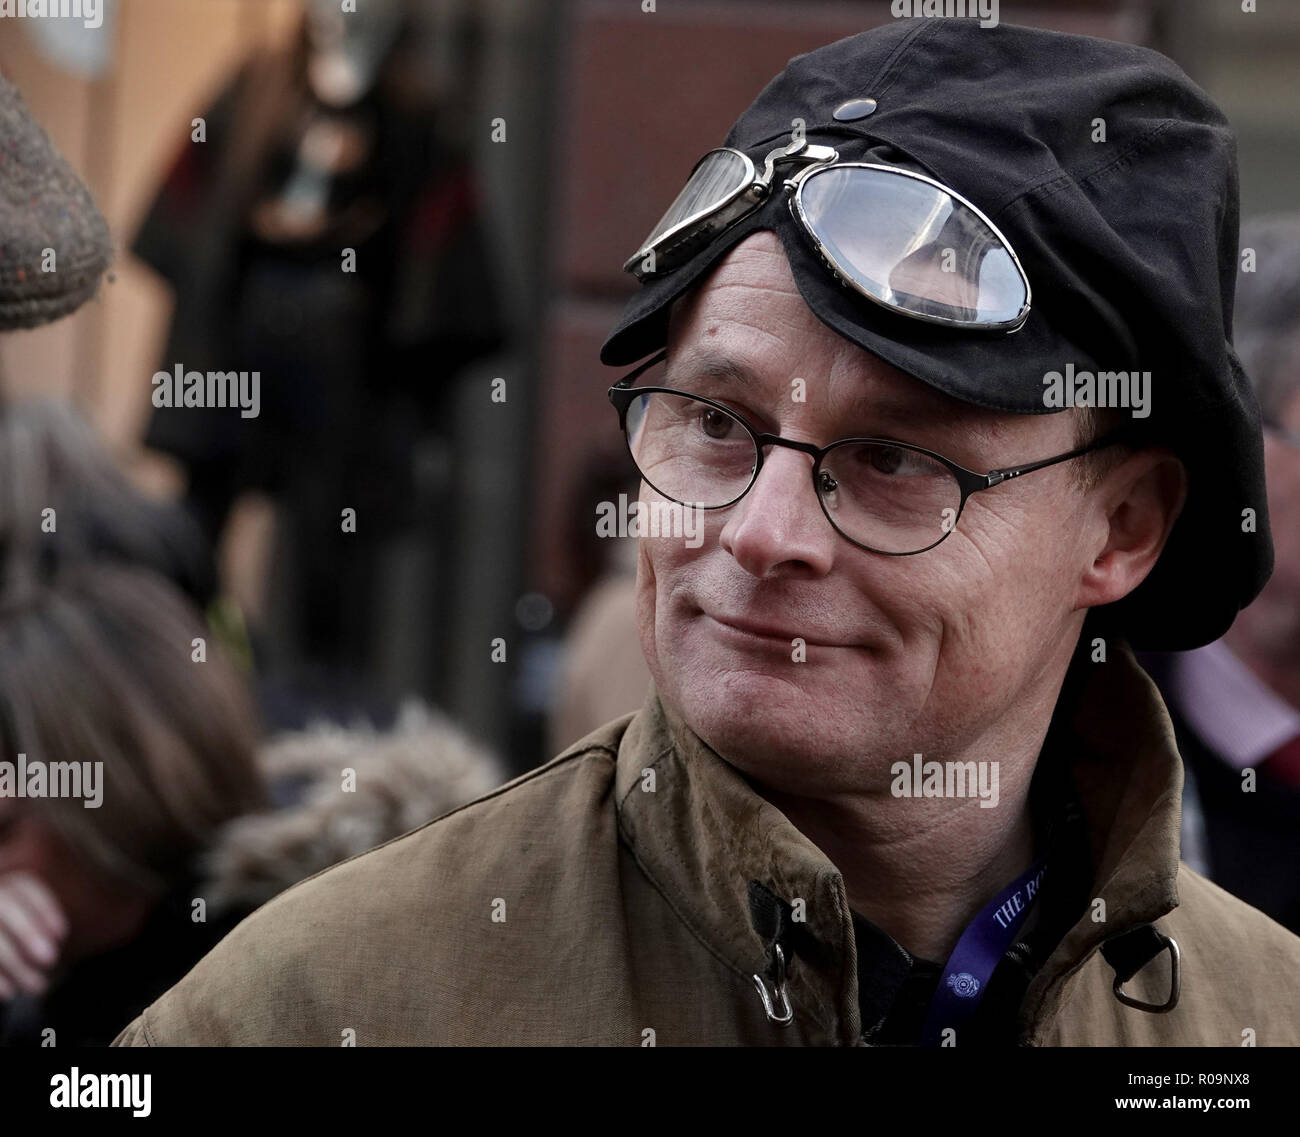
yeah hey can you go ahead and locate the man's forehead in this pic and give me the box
[667,230,803,324]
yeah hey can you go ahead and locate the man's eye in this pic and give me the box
[859,445,904,474]
[852,444,934,476]
[699,408,737,439]
[875,448,902,474]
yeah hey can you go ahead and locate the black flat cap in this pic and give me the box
[0,71,112,331]
[602,19,1271,652]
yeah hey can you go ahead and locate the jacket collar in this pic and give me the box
[613,636,1184,1043]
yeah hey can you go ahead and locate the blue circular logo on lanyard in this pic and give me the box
[947,972,981,998]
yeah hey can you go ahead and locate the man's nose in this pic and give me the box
[719,445,837,578]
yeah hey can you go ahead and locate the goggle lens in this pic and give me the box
[794,164,1028,328]
[629,149,753,270]
[631,150,748,263]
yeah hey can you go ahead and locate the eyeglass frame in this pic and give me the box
[608,349,1140,556]
[623,138,1034,333]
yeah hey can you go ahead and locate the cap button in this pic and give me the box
[832,97,877,122]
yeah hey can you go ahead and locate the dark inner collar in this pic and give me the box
[850,745,1093,1045]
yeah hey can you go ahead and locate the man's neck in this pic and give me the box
[759,774,1039,963]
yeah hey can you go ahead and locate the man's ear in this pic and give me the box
[1075,447,1188,612]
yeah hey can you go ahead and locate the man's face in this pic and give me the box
[635,230,1106,794]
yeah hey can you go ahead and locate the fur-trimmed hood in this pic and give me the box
[197,701,505,917]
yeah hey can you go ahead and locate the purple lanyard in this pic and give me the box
[919,858,1046,1046]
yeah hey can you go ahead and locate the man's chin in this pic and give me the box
[667,667,841,765]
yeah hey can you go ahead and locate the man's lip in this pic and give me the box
[702,612,853,648]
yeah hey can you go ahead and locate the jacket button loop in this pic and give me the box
[752,942,795,1026]
[1108,930,1182,1014]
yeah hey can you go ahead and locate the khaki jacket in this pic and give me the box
[113,641,1300,1046]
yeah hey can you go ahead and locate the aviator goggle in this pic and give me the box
[624,138,1032,332]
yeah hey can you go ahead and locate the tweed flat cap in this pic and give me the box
[0,71,111,331]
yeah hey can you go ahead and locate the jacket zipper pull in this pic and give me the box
[752,941,794,1026]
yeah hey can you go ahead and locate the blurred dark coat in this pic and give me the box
[132,46,506,679]
[134,49,505,516]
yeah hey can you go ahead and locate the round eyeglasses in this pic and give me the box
[608,352,1135,556]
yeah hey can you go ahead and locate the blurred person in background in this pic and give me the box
[0,398,224,623]
[1141,213,1300,933]
[132,0,505,714]
[0,563,267,1046]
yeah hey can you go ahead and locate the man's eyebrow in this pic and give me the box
[666,351,756,389]
[668,350,938,427]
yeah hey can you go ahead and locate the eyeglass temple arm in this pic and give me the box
[982,427,1137,488]
[609,351,670,394]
